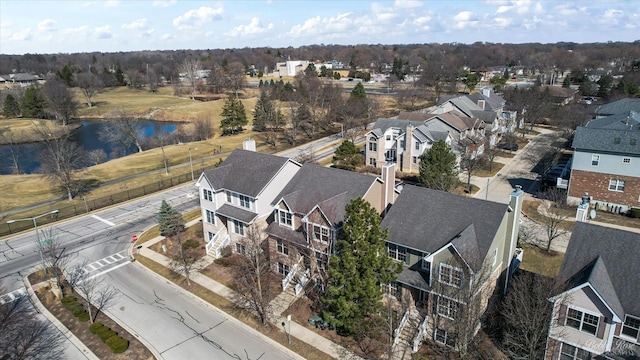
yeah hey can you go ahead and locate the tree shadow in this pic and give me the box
[507,177,539,195]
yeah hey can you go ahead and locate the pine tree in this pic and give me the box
[322,198,401,335]
[252,90,273,131]
[419,140,459,192]
[56,64,74,87]
[220,95,248,135]
[3,94,21,118]
[350,82,366,99]
[156,200,185,237]
[332,140,362,171]
[21,85,47,119]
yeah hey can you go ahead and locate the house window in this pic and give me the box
[631,139,637,146]
[421,254,430,271]
[205,210,215,224]
[434,328,456,347]
[383,282,401,299]
[203,189,213,201]
[312,224,330,244]
[415,142,420,150]
[439,263,463,287]
[622,315,640,339]
[566,307,599,335]
[608,179,626,192]
[226,191,232,203]
[560,342,590,360]
[400,140,405,148]
[279,210,293,227]
[386,135,391,141]
[235,243,246,255]
[208,232,215,241]
[387,244,407,263]
[315,251,328,269]
[614,137,621,144]
[412,156,417,164]
[278,262,290,276]
[436,296,458,320]
[623,157,631,164]
[370,158,377,166]
[276,239,289,255]
[238,194,251,208]
[231,219,245,236]
[591,155,599,166]
[369,141,377,151]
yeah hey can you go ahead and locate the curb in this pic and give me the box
[23,275,99,360]
[101,307,163,360]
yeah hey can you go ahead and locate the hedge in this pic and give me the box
[89,322,104,334]
[106,335,129,353]
[97,327,117,343]
[61,296,77,304]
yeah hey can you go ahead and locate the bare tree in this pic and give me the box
[229,224,272,325]
[178,58,200,100]
[168,234,202,286]
[67,261,118,324]
[192,113,213,140]
[0,287,65,360]
[294,145,317,164]
[100,108,144,153]
[484,143,502,173]
[37,227,75,295]
[34,124,85,200]
[460,147,484,193]
[225,61,247,99]
[75,72,103,108]
[42,76,78,126]
[86,149,107,165]
[536,188,570,252]
[0,129,24,174]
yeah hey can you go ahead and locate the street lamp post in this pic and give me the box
[6,209,59,274]
[281,314,291,344]
[189,147,198,181]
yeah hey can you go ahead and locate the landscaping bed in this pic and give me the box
[28,271,154,360]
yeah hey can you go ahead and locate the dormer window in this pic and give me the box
[622,315,640,339]
[312,224,331,244]
[439,263,463,287]
[614,137,621,144]
[388,244,407,264]
[278,210,293,228]
[566,307,598,335]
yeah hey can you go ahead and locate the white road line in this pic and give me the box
[87,264,97,270]
[91,214,116,227]
[0,288,27,305]
[108,256,118,262]
[113,253,125,260]
[84,261,131,281]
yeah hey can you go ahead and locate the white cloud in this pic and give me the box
[161,33,173,40]
[62,25,90,37]
[289,13,353,37]
[496,5,512,14]
[9,27,33,41]
[95,25,113,39]
[38,19,57,31]
[122,18,148,30]
[453,11,478,29]
[173,5,224,29]
[603,9,623,19]
[226,17,273,37]
[152,0,176,7]
[394,0,422,9]
[494,17,511,27]
[105,0,119,7]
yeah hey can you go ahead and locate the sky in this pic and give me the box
[1,0,638,55]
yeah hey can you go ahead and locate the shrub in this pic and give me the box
[629,208,640,218]
[106,336,129,353]
[97,328,117,342]
[78,312,90,322]
[63,300,81,310]
[61,296,77,304]
[90,322,104,334]
[72,307,87,318]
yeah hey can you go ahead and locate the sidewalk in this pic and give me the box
[134,224,356,360]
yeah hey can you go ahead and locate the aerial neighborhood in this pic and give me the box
[1,1,640,359]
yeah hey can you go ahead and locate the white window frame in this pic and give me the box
[565,307,599,335]
[369,158,376,166]
[622,314,640,339]
[434,327,456,347]
[421,254,430,271]
[278,210,293,228]
[235,243,246,255]
[388,244,407,263]
[608,179,625,192]
[382,282,401,299]
[591,154,600,166]
[415,141,420,150]
[203,189,213,201]
[238,194,251,209]
[312,224,331,244]
[560,342,591,360]
[412,156,417,164]
[622,157,631,164]
[278,262,290,276]
[438,263,463,288]
[205,210,215,225]
[276,239,289,255]
[208,231,215,241]
[232,219,245,236]
[226,191,232,203]
[436,296,458,320]
[369,140,377,152]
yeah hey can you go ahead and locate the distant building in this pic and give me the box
[275,60,310,77]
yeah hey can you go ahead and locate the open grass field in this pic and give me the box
[519,243,564,278]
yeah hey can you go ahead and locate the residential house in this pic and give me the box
[546,222,640,360]
[275,60,310,77]
[567,120,640,213]
[0,73,43,87]
[195,139,302,257]
[380,184,524,349]
[465,87,518,137]
[266,162,397,293]
[595,98,640,119]
[540,85,579,106]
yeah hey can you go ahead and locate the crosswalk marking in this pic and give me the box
[0,287,26,305]
[82,250,129,275]
[91,214,116,227]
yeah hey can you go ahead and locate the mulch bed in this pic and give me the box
[28,271,154,360]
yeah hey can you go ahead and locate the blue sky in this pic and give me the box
[1,0,638,55]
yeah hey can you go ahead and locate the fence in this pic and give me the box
[0,164,219,238]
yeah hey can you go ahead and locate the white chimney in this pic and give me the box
[482,87,491,97]
[504,185,523,294]
[381,162,397,215]
[478,100,486,110]
[243,137,256,151]
[576,192,590,222]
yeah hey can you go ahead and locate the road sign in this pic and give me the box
[40,238,52,245]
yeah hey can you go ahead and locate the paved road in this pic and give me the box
[0,183,297,360]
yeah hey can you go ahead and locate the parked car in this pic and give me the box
[497,142,519,151]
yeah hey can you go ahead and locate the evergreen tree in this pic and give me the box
[114,62,125,86]
[391,56,405,81]
[156,200,185,237]
[419,140,459,192]
[323,198,401,336]
[56,64,74,87]
[220,95,248,135]
[332,140,363,171]
[350,82,366,99]
[252,90,273,131]
[21,85,47,119]
[3,94,21,118]
[562,76,571,88]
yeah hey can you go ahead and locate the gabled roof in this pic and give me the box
[381,185,508,265]
[272,164,378,226]
[201,149,294,197]
[586,111,640,131]
[557,222,640,317]
[470,110,498,124]
[596,98,640,116]
[437,96,484,118]
[397,111,432,122]
[466,90,506,112]
[572,126,640,156]
[369,117,423,136]
[426,112,471,133]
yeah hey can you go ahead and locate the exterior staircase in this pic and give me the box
[205,229,229,258]
[270,285,299,317]
[391,309,423,360]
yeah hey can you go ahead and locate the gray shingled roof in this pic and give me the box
[381,185,508,269]
[557,222,640,317]
[272,164,378,226]
[586,111,640,130]
[572,126,640,155]
[370,118,423,136]
[466,90,506,113]
[596,98,640,116]
[471,110,498,123]
[216,204,258,223]
[201,149,291,197]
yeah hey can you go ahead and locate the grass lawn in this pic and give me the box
[474,162,505,177]
[519,243,564,278]
[521,200,575,232]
